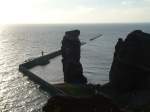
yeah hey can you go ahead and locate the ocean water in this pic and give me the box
[0,23,150,111]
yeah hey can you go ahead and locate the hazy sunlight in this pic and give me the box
[0,0,150,24]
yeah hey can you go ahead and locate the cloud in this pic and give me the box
[144,0,150,2]
[121,0,135,5]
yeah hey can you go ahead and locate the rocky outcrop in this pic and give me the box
[61,30,87,84]
[43,30,150,112]
[109,30,150,93]
[43,95,123,112]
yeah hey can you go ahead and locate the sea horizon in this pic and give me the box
[1,22,150,26]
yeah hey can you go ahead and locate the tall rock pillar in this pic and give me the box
[61,30,87,84]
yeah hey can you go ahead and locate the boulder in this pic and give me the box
[61,30,87,84]
[109,30,150,93]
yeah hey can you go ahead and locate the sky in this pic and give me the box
[0,0,150,24]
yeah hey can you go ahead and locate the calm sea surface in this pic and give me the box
[0,23,150,111]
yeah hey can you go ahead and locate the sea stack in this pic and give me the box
[61,30,87,84]
[109,30,150,92]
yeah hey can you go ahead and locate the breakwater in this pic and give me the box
[20,50,61,69]
[89,34,102,41]
[19,50,65,96]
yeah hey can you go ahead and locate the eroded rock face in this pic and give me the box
[109,30,150,92]
[61,30,87,84]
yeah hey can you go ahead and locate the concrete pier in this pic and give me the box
[19,50,65,96]
[20,50,61,69]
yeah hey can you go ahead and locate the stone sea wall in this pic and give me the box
[19,50,65,96]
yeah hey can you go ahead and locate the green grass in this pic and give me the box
[55,83,95,96]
